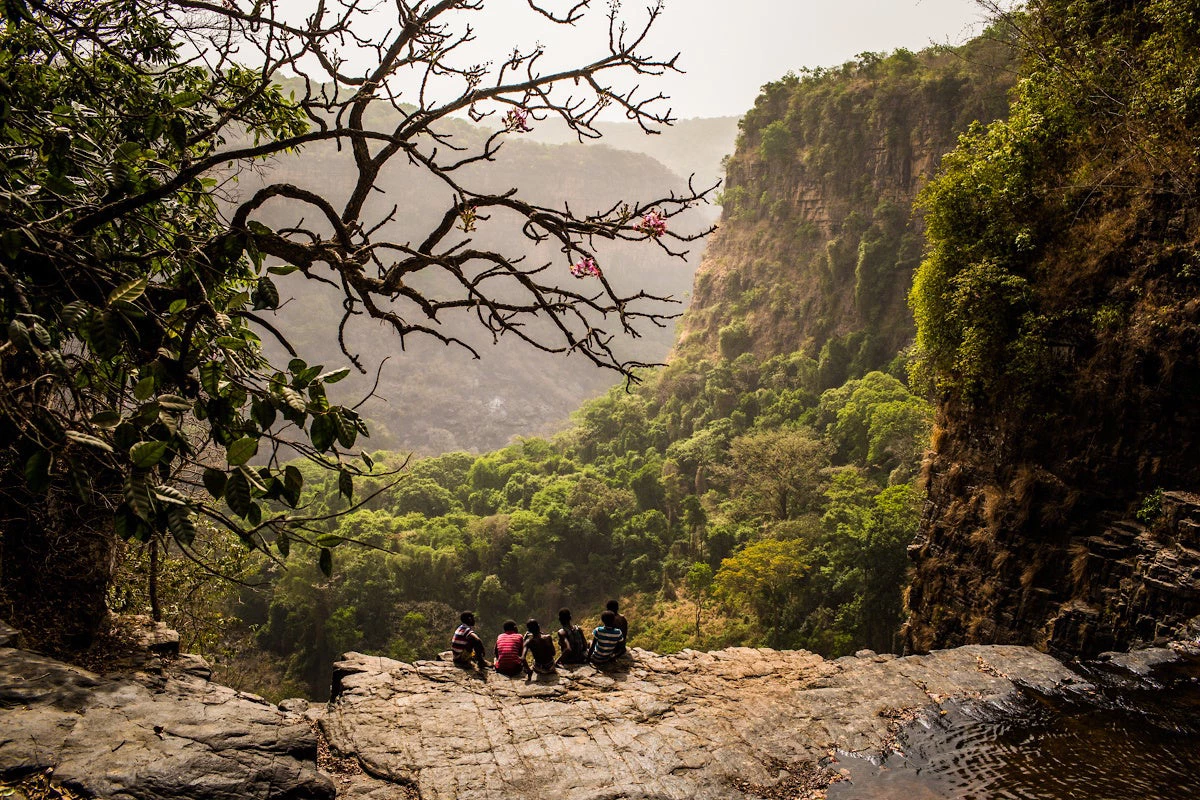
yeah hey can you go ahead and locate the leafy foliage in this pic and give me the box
[0,0,712,646]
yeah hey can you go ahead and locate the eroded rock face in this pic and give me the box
[0,645,334,800]
[323,645,1079,800]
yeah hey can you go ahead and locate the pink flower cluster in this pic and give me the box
[504,108,533,133]
[570,257,601,278]
[636,210,668,237]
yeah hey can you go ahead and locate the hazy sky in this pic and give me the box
[273,0,995,120]
[460,0,995,119]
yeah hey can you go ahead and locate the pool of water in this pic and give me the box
[827,651,1200,800]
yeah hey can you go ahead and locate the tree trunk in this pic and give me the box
[0,481,115,653]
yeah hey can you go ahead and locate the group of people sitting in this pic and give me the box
[450,601,629,676]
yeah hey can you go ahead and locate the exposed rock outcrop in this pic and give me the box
[323,645,1080,800]
[0,639,334,800]
[906,488,1200,658]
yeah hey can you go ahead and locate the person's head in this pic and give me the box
[502,620,518,633]
[606,599,619,613]
[526,619,541,635]
[460,611,475,625]
[601,610,616,627]
[558,607,572,625]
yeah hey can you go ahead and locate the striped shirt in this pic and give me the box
[451,624,479,661]
[590,625,625,663]
[494,632,524,670]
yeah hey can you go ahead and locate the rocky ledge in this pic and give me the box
[0,624,334,800]
[323,645,1082,800]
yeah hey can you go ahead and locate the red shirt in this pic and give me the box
[494,632,524,669]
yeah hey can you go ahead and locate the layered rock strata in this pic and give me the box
[323,645,1079,800]
[0,638,334,800]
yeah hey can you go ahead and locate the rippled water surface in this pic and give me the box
[827,654,1200,800]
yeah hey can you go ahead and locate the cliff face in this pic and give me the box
[903,2,1200,656]
[673,40,1016,384]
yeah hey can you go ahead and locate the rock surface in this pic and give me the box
[323,644,1080,800]
[0,644,334,800]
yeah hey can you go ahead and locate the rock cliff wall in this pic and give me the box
[671,40,1016,383]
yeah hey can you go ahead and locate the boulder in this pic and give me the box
[0,645,334,800]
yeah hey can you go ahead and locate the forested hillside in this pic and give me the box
[240,124,716,454]
[675,36,1017,386]
[905,0,1200,654]
[129,38,1026,699]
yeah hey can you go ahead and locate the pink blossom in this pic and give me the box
[504,108,533,133]
[636,210,667,237]
[570,257,601,278]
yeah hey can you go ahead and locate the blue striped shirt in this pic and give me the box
[590,625,624,663]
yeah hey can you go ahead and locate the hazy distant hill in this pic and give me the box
[235,123,717,453]
[527,116,740,192]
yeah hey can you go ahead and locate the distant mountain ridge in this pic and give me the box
[237,119,727,453]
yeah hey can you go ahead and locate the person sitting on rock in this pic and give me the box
[523,619,556,676]
[588,610,626,666]
[556,607,589,666]
[606,599,629,657]
[494,620,525,676]
[451,611,489,670]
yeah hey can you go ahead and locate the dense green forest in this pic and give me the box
[117,358,928,697]
[109,40,1021,699]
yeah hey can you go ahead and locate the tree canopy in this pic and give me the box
[0,0,712,647]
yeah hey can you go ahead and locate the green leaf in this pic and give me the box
[166,506,196,546]
[107,277,148,306]
[168,299,188,314]
[318,547,332,577]
[338,468,353,501]
[287,358,307,374]
[65,430,114,452]
[157,394,191,412]
[293,365,321,388]
[280,386,306,413]
[30,322,50,348]
[40,349,67,374]
[214,335,247,350]
[7,319,30,350]
[252,276,279,310]
[199,362,223,395]
[129,440,169,468]
[24,450,51,493]
[251,397,276,430]
[133,376,155,401]
[61,300,90,328]
[361,451,374,469]
[267,264,299,276]
[309,413,335,451]
[275,530,290,558]
[318,368,351,384]
[246,501,262,526]
[153,485,189,505]
[316,534,343,548]
[199,361,223,395]
[125,473,154,520]
[202,467,227,499]
[334,412,357,449]
[226,436,258,466]
[282,465,303,507]
[170,91,202,108]
[90,410,122,428]
[225,470,252,517]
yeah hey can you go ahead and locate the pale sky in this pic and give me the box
[272,0,996,120]
[455,0,995,119]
